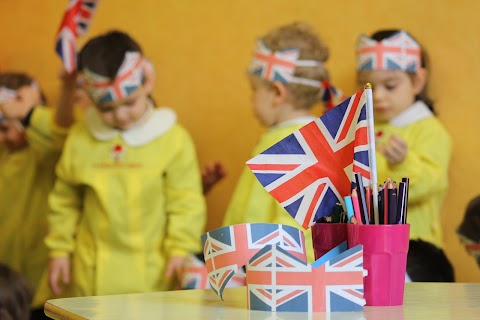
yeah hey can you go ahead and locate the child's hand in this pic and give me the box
[202,162,227,195]
[48,257,70,295]
[58,67,78,89]
[378,134,408,165]
[0,86,38,120]
[164,256,186,283]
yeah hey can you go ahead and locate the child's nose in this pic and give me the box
[113,107,129,122]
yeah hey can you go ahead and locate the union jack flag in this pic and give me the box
[247,244,366,312]
[356,31,421,72]
[180,254,246,290]
[201,223,306,298]
[249,40,300,83]
[247,90,370,229]
[55,0,99,73]
[83,52,144,103]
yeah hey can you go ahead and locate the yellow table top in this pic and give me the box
[45,283,480,320]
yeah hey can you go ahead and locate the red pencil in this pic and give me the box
[351,189,363,225]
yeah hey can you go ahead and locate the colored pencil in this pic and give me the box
[354,173,370,225]
[351,189,363,225]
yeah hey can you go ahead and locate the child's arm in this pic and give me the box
[163,127,207,281]
[376,125,452,204]
[44,135,82,295]
[54,69,77,129]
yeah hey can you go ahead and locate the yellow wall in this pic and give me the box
[1,0,479,282]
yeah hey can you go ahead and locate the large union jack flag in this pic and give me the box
[201,223,306,298]
[356,31,421,72]
[247,244,366,312]
[55,0,99,73]
[247,90,370,229]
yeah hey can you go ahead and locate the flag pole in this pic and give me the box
[365,83,379,224]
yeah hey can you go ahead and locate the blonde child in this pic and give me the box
[355,29,452,248]
[0,72,73,318]
[46,30,206,297]
[222,22,341,263]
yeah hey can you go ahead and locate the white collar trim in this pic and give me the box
[85,105,177,146]
[272,115,317,129]
[389,101,433,127]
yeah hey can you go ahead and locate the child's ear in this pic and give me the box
[413,68,427,95]
[272,81,288,105]
[142,62,156,94]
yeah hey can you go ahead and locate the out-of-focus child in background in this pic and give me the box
[0,263,33,320]
[46,30,206,297]
[0,72,74,319]
[457,195,480,267]
[355,30,452,250]
[222,21,343,263]
[406,239,455,282]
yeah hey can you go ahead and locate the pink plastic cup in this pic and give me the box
[347,224,410,306]
[311,223,348,260]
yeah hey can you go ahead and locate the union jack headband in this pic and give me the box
[356,31,421,72]
[83,51,152,103]
[249,40,323,87]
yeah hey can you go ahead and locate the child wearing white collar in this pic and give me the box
[355,29,452,249]
[222,22,344,264]
[46,31,206,297]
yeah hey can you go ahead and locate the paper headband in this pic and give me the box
[83,51,152,103]
[249,40,323,87]
[356,31,421,72]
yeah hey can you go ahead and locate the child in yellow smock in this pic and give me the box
[46,30,206,297]
[355,29,452,249]
[0,72,73,317]
[222,22,343,263]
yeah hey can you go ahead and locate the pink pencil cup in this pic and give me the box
[312,223,348,260]
[347,224,410,306]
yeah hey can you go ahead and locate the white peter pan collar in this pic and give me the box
[272,115,317,129]
[389,101,433,127]
[85,105,177,146]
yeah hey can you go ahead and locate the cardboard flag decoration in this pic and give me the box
[247,243,366,312]
[202,224,367,312]
[201,223,306,299]
[55,0,99,73]
[246,90,370,228]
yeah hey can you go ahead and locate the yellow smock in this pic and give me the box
[45,107,206,296]
[223,117,316,263]
[375,102,452,248]
[0,107,64,308]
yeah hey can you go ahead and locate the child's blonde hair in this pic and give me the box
[256,22,330,110]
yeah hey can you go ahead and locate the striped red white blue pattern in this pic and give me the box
[247,244,366,312]
[180,254,246,290]
[356,31,421,72]
[201,223,306,298]
[247,90,370,229]
[249,41,299,83]
[55,0,98,73]
[83,52,144,103]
